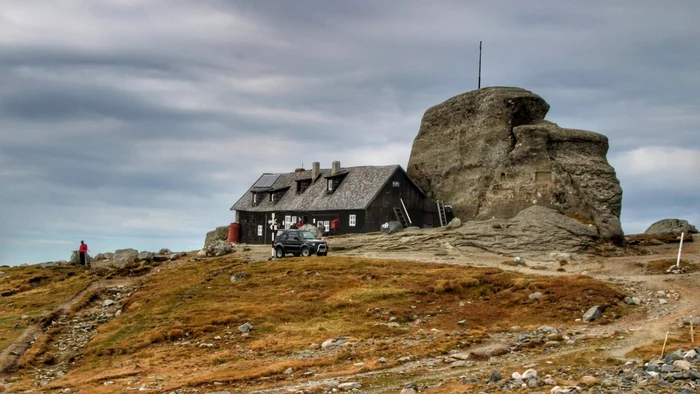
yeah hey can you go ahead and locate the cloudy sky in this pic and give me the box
[1,1,698,265]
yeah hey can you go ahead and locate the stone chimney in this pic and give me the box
[312,162,320,181]
[331,161,341,175]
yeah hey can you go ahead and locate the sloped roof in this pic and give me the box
[231,165,404,212]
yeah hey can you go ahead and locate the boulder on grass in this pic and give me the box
[113,249,139,268]
[645,219,698,236]
[137,251,154,262]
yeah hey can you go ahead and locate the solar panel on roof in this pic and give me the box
[254,174,280,188]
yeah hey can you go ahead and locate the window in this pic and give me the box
[252,193,257,206]
[285,215,291,228]
[324,220,330,230]
[327,179,334,192]
[269,193,274,202]
[349,214,357,227]
[292,216,297,224]
[257,225,263,236]
[297,180,311,194]
[392,181,400,187]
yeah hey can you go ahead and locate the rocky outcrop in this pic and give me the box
[407,87,623,243]
[205,226,229,248]
[645,219,698,235]
[331,206,601,256]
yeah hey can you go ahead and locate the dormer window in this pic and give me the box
[269,193,274,202]
[252,193,258,207]
[327,179,334,192]
[297,179,311,194]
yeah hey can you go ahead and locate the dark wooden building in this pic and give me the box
[230,161,441,244]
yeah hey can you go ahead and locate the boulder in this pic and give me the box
[204,226,229,248]
[206,240,233,257]
[448,217,462,228]
[69,251,93,266]
[407,87,623,243]
[583,305,603,322]
[113,249,139,267]
[158,248,172,255]
[381,221,403,234]
[137,251,154,262]
[299,224,322,239]
[102,252,114,260]
[645,219,698,235]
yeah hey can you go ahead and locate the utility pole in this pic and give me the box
[478,41,482,89]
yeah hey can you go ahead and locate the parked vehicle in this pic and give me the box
[273,229,328,258]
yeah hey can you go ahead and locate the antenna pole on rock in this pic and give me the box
[478,41,482,89]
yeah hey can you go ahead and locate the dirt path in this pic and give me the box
[0,277,141,374]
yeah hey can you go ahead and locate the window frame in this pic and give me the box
[349,214,356,227]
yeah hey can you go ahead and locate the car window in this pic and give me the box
[299,231,317,240]
[277,232,288,241]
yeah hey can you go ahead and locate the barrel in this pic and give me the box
[227,223,241,244]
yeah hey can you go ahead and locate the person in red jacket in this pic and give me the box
[78,240,88,266]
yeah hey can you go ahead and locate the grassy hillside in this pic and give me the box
[8,255,629,393]
[0,264,92,350]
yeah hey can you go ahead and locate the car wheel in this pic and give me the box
[300,246,311,257]
[275,246,285,259]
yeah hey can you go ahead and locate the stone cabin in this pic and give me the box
[230,161,441,244]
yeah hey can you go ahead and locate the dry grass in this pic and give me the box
[645,259,699,274]
[0,264,92,350]
[33,255,630,392]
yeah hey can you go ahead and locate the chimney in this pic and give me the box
[312,162,320,181]
[331,161,341,175]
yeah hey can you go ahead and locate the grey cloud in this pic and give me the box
[1,0,700,264]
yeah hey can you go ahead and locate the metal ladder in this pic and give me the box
[437,200,447,227]
[393,207,409,228]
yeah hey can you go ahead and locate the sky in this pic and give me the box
[1,1,699,265]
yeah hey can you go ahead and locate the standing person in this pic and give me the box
[78,240,88,266]
[317,221,325,237]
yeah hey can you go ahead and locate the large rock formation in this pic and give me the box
[407,87,623,243]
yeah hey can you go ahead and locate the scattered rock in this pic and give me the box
[448,217,462,228]
[624,296,641,305]
[529,292,543,300]
[487,370,502,383]
[321,337,349,349]
[583,306,603,322]
[522,369,538,380]
[238,322,253,333]
[230,273,247,282]
[103,299,115,307]
[206,240,234,257]
[284,367,293,375]
[513,256,526,265]
[113,248,139,268]
[337,382,361,391]
[197,250,207,257]
[137,251,154,262]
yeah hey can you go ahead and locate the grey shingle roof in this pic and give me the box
[231,165,401,212]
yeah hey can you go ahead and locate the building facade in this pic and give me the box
[230,161,441,244]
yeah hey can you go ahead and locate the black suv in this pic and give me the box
[273,229,328,258]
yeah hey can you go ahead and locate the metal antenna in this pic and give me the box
[478,41,482,89]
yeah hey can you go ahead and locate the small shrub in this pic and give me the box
[167,329,185,341]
